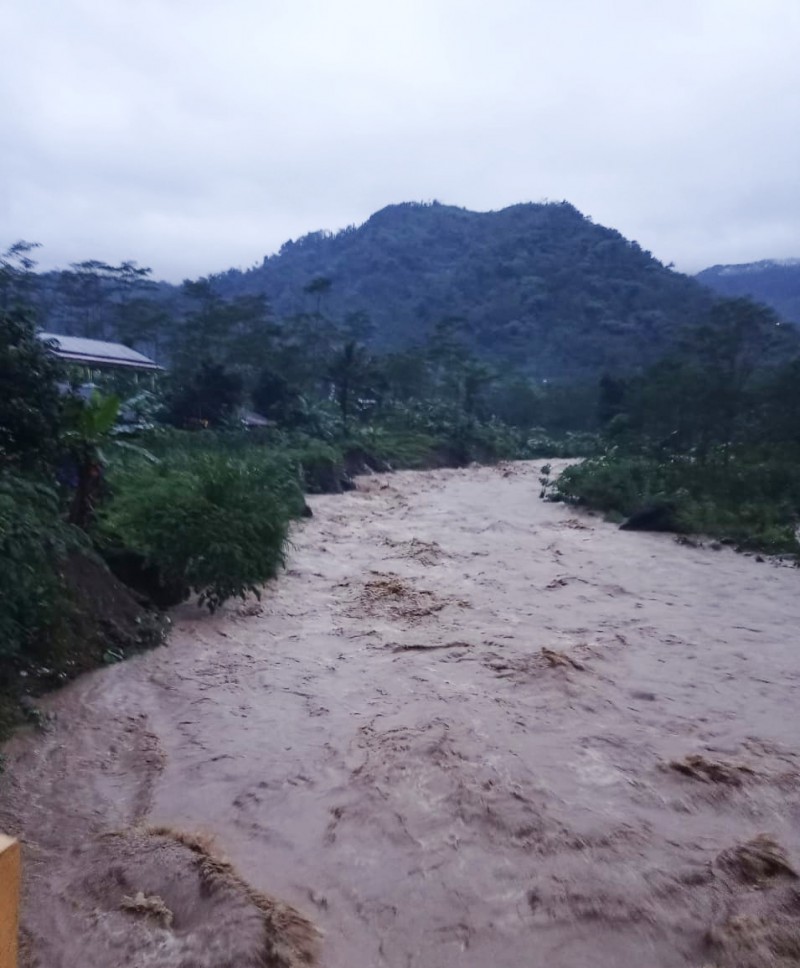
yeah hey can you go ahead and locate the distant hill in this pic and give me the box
[696,259,800,326]
[212,201,713,379]
[22,201,726,379]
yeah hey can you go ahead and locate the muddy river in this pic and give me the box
[3,461,800,967]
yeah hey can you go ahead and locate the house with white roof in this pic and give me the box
[38,333,163,374]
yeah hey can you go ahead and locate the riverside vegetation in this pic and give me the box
[553,299,800,554]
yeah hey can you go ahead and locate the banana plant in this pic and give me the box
[62,391,156,528]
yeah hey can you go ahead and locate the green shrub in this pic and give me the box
[554,456,671,513]
[554,454,800,554]
[281,436,346,493]
[101,452,301,610]
[342,425,438,469]
[0,474,80,658]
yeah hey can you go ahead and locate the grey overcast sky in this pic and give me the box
[2,0,799,281]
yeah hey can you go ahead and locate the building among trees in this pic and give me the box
[38,333,162,378]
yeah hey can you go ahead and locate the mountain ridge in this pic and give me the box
[696,258,800,325]
[208,200,713,378]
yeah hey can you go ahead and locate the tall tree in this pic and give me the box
[0,309,64,471]
[166,361,244,428]
[58,260,118,339]
[326,340,375,428]
[304,276,332,315]
[0,241,41,311]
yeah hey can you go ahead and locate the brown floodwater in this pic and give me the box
[3,461,800,967]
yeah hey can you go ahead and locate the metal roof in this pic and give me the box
[239,409,273,427]
[38,333,163,371]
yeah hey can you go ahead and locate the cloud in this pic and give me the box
[2,0,799,280]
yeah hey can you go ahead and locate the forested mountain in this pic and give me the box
[213,201,713,378]
[696,259,800,326]
[8,201,722,380]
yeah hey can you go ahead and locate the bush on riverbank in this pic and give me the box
[554,453,800,555]
[101,450,302,611]
[550,300,800,556]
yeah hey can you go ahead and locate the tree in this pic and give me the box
[678,298,784,455]
[61,392,121,528]
[685,298,782,388]
[166,361,244,428]
[171,283,275,382]
[304,276,332,315]
[0,241,42,311]
[758,357,800,448]
[270,312,339,397]
[378,349,432,403]
[58,260,117,338]
[490,376,542,429]
[222,294,278,375]
[110,262,162,352]
[426,316,494,414]
[116,298,170,358]
[0,308,64,471]
[597,374,628,427]
[252,365,298,424]
[600,297,794,459]
[326,340,375,428]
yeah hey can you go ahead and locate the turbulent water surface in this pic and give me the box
[3,461,800,967]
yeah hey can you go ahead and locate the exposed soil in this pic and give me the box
[0,552,166,740]
[3,460,800,967]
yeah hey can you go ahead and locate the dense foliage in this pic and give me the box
[0,300,304,737]
[0,475,80,658]
[101,451,300,611]
[214,202,714,378]
[553,299,800,554]
[555,455,800,553]
[0,308,64,471]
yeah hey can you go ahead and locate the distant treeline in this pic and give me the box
[555,298,800,553]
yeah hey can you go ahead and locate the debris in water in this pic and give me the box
[120,891,174,928]
[705,908,800,968]
[716,834,797,884]
[668,754,756,787]
[541,647,585,670]
[382,537,448,566]
[391,640,473,653]
[354,573,467,621]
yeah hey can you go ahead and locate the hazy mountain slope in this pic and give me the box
[214,201,713,378]
[696,260,800,326]
[24,201,724,379]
